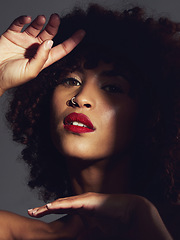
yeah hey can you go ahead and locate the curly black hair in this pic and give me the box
[6,4,180,204]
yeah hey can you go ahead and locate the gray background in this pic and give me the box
[0,0,180,222]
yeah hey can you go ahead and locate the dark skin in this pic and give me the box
[0,14,173,240]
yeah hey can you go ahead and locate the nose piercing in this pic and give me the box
[71,96,76,105]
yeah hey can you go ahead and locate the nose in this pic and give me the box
[73,81,96,109]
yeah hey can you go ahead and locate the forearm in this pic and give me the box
[0,210,61,240]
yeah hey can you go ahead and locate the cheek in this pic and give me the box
[100,100,138,155]
[50,91,67,147]
[51,89,66,114]
[50,87,71,125]
[114,103,138,151]
[95,107,118,156]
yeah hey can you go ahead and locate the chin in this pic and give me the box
[60,145,97,160]
[58,143,115,162]
[52,132,117,161]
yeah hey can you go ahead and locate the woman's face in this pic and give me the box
[50,61,138,161]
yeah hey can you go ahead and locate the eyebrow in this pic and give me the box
[73,66,85,75]
[100,69,124,77]
[73,67,127,81]
[75,68,124,77]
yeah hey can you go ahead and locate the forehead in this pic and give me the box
[55,45,143,95]
[70,61,114,75]
[65,61,132,95]
[66,58,138,84]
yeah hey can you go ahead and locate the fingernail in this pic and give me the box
[32,209,38,215]
[28,209,33,212]
[45,40,53,49]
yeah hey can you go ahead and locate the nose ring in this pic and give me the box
[71,96,76,105]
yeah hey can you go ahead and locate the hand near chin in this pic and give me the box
[28,192,173,240]
[28,192,130,239]
[0,14,85,95]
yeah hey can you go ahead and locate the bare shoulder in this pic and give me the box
[0,210,63,240]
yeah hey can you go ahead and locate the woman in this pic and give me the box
[0,4,179,239]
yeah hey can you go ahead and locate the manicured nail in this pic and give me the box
[45,40,53,49]
[32,209,38,215]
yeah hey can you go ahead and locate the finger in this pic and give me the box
[28,202,74,218]
[28,205,71,218]
[8,15,32,32]
[25,39,53,79]
[43,29,86,69]
[37,13,60,42]
[28,196,84,218]
[28,193,98,218]
[41,193,108,214]
[24,15,46,38]
[28,205,51,218]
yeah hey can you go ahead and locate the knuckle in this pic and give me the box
[28,70,38,80]
[61,42,69,55]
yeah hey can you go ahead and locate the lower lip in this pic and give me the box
[64,125,94,133]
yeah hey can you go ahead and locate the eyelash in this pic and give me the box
[102,85,123,94]
[61,78,81,87]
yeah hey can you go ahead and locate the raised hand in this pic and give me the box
[28,192,129,239]
[0,14,85,95]
[28,192,173,240]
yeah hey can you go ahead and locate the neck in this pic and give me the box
[66,154,132,195]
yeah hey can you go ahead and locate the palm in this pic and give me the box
[0,34,37,88]
[0,14,85,94]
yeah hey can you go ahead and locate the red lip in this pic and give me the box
[64,112,95,133]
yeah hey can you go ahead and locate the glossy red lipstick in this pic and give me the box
[64,112,95,133]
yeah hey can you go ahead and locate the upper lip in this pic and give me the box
[64,112,95,130]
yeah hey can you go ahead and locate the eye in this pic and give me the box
[61,78,81,87]
[102,85,123,94]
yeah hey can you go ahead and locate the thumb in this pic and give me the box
[27,40,53,78]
